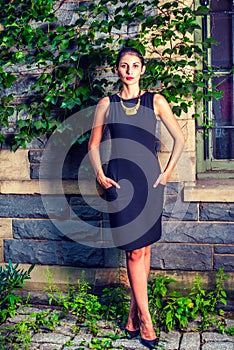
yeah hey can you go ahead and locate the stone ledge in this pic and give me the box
[1,263,234,298]
[0,179,181,195]
[183,179,234,202]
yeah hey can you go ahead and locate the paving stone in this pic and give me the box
[180,332,200,350]
[72,333,93,344]
[202,342,234,350]
[202,332,234,342]
[31,333,70,345]
[112,337,147,349]
[158,331,181,350]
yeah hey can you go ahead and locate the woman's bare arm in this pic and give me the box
[88,97,120,189]
[153,94,185,187]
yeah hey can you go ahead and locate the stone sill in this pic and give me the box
[1,179,234,203]
[183,179,234,203]
[1,263,234,296]
[0,180,94,195]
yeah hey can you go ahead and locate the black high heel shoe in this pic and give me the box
[125,328,140,339]
[141,337,158,349]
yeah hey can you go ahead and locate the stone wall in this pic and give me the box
[0,0,233,295]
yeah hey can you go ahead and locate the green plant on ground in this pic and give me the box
[0,0,223,150]
[46,270,102,334]
[189,268,228,331]
[225,326,234,336]
[101,285,129,325]
[0,260,34,325]
[0,266,232,349]
[148,268,229,332]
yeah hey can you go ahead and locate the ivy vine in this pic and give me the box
[0,0,222,150]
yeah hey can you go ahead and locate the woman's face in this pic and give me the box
[116,54,145,85]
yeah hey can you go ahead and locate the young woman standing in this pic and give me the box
[88,47,185,348]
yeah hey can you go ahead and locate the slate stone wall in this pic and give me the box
[2,182,234,272]
[0,0,233,281]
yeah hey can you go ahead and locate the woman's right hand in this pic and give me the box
[96,169,120,189]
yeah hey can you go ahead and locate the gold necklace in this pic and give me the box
[120,90,141,116]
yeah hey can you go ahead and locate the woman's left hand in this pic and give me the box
[153,172,168,188]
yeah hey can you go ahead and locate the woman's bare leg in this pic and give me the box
[125,245,151,331]
[126,246,156,340]
[125,290,139,331]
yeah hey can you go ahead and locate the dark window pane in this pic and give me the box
[210,0,232,12]
[210,14,232,68]
[212,75,234,159]
[212,129,234,159]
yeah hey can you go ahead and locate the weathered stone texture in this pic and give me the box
[150,244,212,270]
[0,195,69,219]
[200,203,234,222]
[4,239,105,267]
[0,218,12,238]
[214,245,234,254]
[0,150,30,180]
[61,242,104,267]
[71,205,104,220]
[163,195,198,220]
[104,248,120,268]
[4,240,61,265]
[12,219,100,242]
[161,222,234,244]
[214,255,234,272]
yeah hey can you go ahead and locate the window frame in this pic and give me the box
[196,0,234,179]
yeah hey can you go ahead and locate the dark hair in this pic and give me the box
[116,47,145,68]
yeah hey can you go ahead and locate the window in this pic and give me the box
[197,0,234,177]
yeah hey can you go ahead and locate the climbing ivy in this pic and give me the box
[0,0,221,150]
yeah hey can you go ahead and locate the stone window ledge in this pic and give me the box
[183,179,234,203]
[1,179,234,203]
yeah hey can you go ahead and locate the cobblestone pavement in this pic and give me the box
[4,308,234,349]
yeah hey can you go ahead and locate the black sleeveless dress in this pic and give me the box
[104,91,164,250]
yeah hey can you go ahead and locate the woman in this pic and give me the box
[88,47,185,348]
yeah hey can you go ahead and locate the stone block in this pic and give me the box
[0,218,12,238]
[163,195,198,221]
[200,203,234,222]
[159,151,196,182]
[214,255,234,272]
[28,150,43,163]
[0,195,69,219]
[180,332,200,350]
[70,195,108,212]
[151,244,212,270]
[26,136,49,149]
[161,119,195,153]
[164,182,182,195]
[158,331,181,350]
[61,241,104,267]
[71,205,103,220]
[12,219,100,242]
[104,248,120,268]
[161,222,234,244]
[214,246,234,254]
[4,240,61,264]
[0,150,30,180]
[0,180,40,194]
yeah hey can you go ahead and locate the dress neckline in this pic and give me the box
[116,91,148,101]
